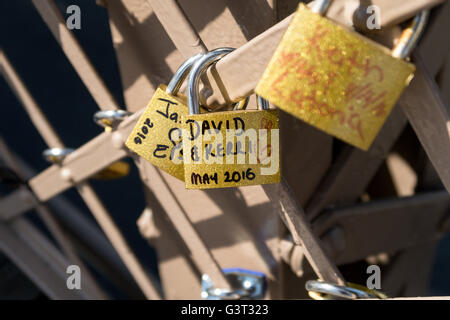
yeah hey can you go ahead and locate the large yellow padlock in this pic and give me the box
[256,1,428,150]
[182,48,281,189]
[125,53,205,181]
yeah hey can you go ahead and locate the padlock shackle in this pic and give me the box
[93,110,132,129]
[392,10,429,60]
[309,1,428,60]
[187,48,269,114]
[311,0,332,15]
[166,52,204,95]
[188,47,234,115]
[257,96,270,110]
[233,95,269,111]
[43,148,74,164]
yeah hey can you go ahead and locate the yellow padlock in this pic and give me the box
[256,0,428,150]
[125,53,205,181]
[91,160,130,180]
[92,110,132,180]
[183,48,281,189]
[43,147,130,180]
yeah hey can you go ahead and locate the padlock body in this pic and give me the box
[126,85,187,180]
[92,161,130,180]
[256,4,415,150]
[182,109,280,189]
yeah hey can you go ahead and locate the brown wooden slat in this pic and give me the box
[146,0,207,57]
[400,54,450,192]
[28,111,141,202]
[0,51,64,149]
[263,181,346,285]
[0,218,88,299]
[306,106,407,220]
[313,190,450,265]
[31,0,118,109]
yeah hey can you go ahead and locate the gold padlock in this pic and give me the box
[182,48,281,189]
[43,147,130,180]
[92,110,132,180]
[91,160,130,180]
[255,0,429,150]
[125,53,205,181]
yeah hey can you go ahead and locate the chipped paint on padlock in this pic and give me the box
[255,3,424,150]
[183,48,281,189]
[125,53,205,181]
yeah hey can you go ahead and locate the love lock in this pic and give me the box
[256,0,428,150]
[305,280,387,300]
[93,109,132,131]
[183,48,280,189]
[42,148,75,164]
[91,109,131,180]
[124,53,205,181]
[201,268,266,300]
